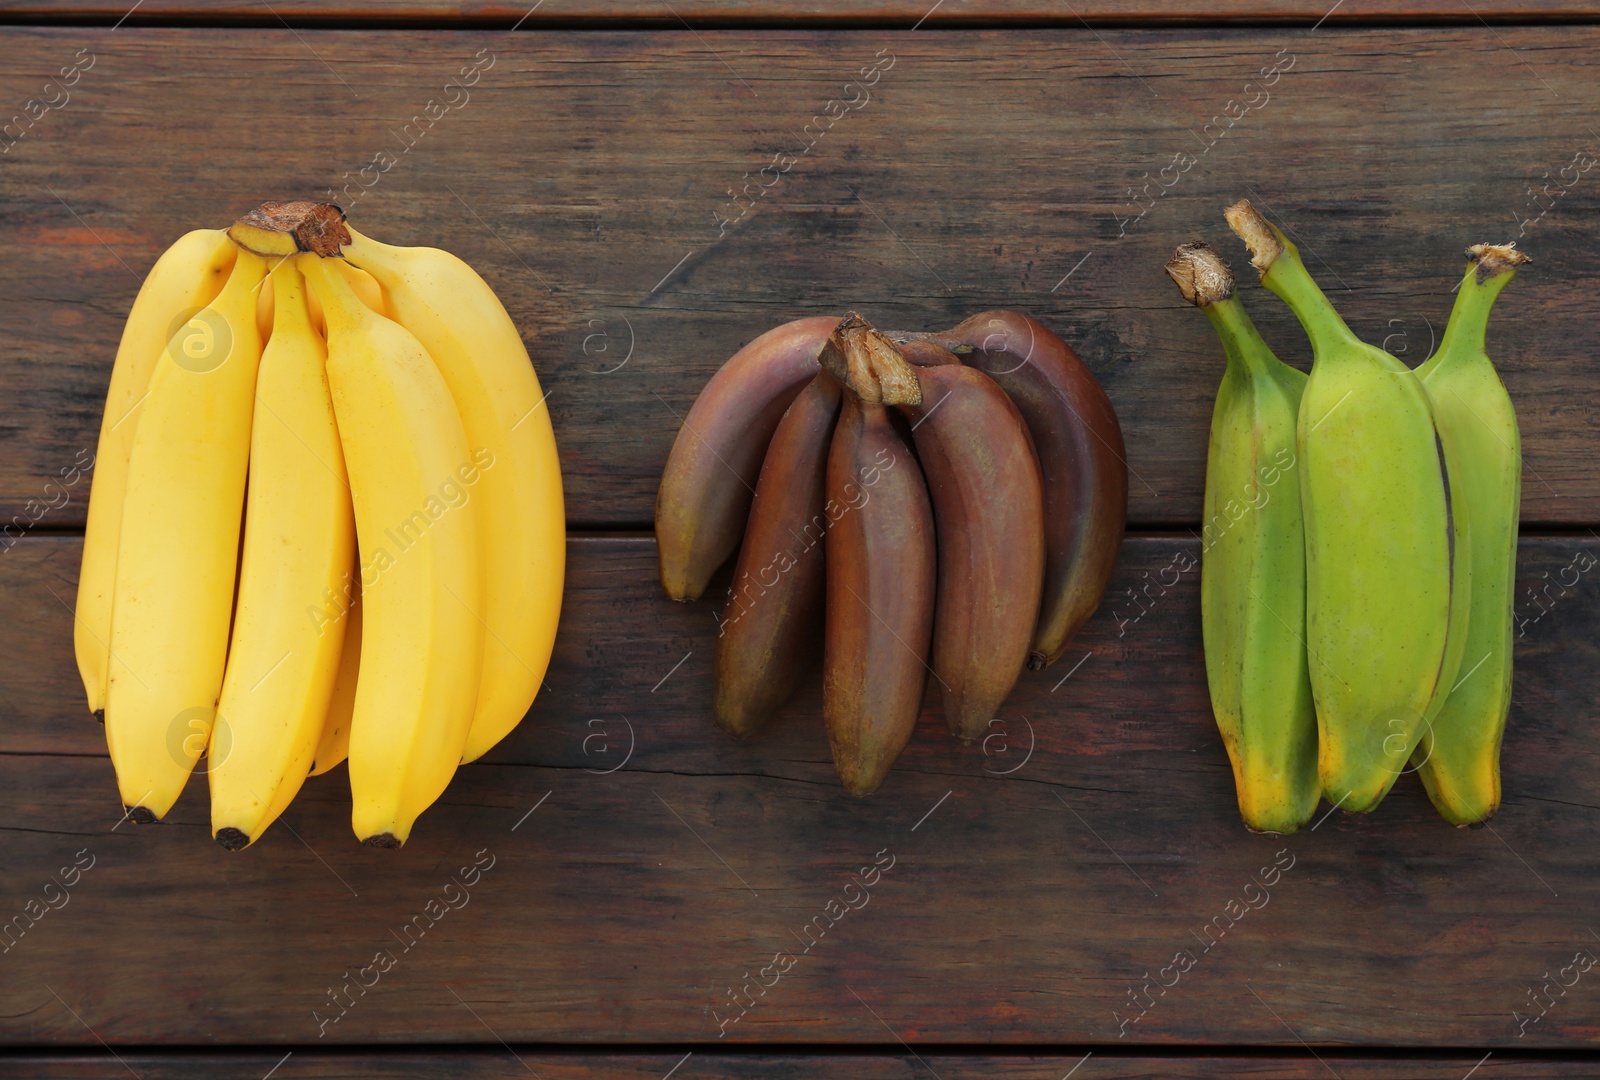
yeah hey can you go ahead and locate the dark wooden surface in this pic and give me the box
[1,2,1596,24]
[1,1051,1596,1078]
[2,26,1598,530]
[5,8,1600,1072]
[3,535,1600,1050]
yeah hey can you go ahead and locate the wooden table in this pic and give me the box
[3,2,1599,1075]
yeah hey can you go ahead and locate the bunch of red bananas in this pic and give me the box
[656,312,1127,793]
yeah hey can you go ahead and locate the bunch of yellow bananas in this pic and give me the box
[75,202,564,849]
[1167,201,1526,832]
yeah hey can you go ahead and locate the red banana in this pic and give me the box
[656,316,839,600]
[900,360,1045,740]
[821,320,936,795]
[895,311,1126,669]
[713,372,842,736]
[898,340,960,369]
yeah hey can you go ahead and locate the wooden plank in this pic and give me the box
[0,27,1597,530]
[0,1,1593,23]
[4,534,1600,1047]
[5,1051,1599,1079]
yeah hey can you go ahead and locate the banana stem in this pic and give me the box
[271,262,313,337]
[1224,199,1361,361]
[1203,297,1282,381]
[1165,241,1277,380]
[297,252,364,327]
[1435,243,1531,360]
[340,223,392,264]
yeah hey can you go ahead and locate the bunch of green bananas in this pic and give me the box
[1166,200,1528,832]
[76,202,564,849]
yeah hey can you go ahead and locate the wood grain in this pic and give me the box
[0,27,1596,530]
[4,534,1600,1046]
[5,1051,1599,1078]
[0,1,1593,24]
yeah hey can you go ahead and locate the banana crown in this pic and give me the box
[228,201,349,259]
[819,313,923,406]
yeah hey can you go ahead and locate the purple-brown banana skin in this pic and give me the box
[656,316,839,601]
[713,372,842,736]
[823,394,936,795]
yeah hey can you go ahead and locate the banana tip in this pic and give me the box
[1467,242,1531,283]
[362,832,404,850]
[91,709,104,725]
[713,712,760,740]
[657,571,697,602]
[215,827,251,852]
[1027,652,1048,673]
[837,764,886,796]
[125,805,157,825]
[1165,242,1235,307]
[1223,199,1285,276]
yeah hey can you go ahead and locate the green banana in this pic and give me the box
[1167,242,1319,834]
[1410,243,1529,825]
[1224,199,1471,814]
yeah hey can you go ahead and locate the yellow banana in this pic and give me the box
[255,265,276,341]
[209,264,356,849]
[1411,243,1529,825]
[1225,200,1471,814]
[311,585,361,777]
[304,260,389,332]
[344,226,564,764]
[105,247,266,821]
[1167,242,1318,834]
[263,259,386,336]
[300,252,483,847]
[76,229,238,718]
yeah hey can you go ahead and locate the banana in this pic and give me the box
[210,263,357,849]
[76,229,239,719]
[657,316,840,601]
[891,311,1127,669]
[820,321,936,795]
[897,339,961,370]
[892,336,1045,741]
[1166,242,1318,834]
[258,251,386,341]
[343,226,564,764]
[300,252,483,847]
[713,372,842,737]
[1225,199,1470,813]
[255,265,274,340]
[1411,243,1529,826]
[105,247,266,821]
[304,261,389,332]
[311,584,361,777]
